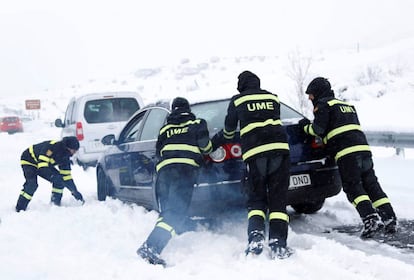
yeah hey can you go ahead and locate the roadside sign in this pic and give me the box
[25,99,41,110]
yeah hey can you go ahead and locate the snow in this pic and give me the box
[1,1,414,278]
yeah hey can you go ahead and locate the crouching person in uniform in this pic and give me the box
[215,71,293,259]
[16,136,85,212]
[300,77,397,237]
[137,97,213,266]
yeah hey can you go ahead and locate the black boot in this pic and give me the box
[377,204,397,234]
[137,242,166,267]
[245,230,265,256]
[51,193,62,206]
[361,213,384,238]
[16,195,30,212]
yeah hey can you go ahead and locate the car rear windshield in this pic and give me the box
[84,98,140,124]
[191,99,303,133]
[2,117,20,122]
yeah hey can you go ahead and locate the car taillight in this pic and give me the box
[76,122,84,141]
[208,143,242,163]
[311,136,324,149]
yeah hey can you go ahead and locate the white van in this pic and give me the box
[55,91,144,169]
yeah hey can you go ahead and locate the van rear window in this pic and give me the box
[84,98,140,124]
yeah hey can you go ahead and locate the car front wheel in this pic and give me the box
[97,167,112,201]
[291,199,325,214]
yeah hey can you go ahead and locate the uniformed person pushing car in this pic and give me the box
[299,77,397,237]
[16,136,84,212]
[137,97,213,266]
[215,70,293,259]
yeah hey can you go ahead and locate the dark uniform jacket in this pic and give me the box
[304,96,371,161]
[21,140,77,191]
[223,88,289,162]
[155,108,213,172]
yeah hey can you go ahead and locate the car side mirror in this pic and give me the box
[101,134,116,145]
[55,118,64,128]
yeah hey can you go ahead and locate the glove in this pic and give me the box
[298,118,311,130]
[72,191,85,204]
[211,129,225,151]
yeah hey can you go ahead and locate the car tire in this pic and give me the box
[97,167,112,201]
[291,199,325,214]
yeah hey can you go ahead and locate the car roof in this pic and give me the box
[143,97,232,111]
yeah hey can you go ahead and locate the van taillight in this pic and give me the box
[76,122,84,141]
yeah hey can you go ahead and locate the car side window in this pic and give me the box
[139,108,169,141]
[64,100,76,125]
[121,112,146,143]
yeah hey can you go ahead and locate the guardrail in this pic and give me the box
[364,131,414,156]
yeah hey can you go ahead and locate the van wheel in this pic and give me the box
[97,167,112,201]
[291,199,325,214]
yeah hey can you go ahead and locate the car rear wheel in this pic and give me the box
[97,167,112,201]
[291,199,325,214]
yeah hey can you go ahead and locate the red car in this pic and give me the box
[0,116,24,134]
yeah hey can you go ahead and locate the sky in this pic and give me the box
[1,0,414,97]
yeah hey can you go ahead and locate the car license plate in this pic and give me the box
[289,174,311,189]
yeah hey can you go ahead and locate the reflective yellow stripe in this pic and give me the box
[59,170,72,181]
[200,141,212,153]
[59,170,71,175]
[242,143,289,161]
[327,99,351,106]
[160,144,201,156]
[29,145,37,162]
[20,191,32,200]
[335,145,371,161]
[52,188,64,194]
[38,155,51,162]
[240,119,282,136]
[62,175,72,181]
[156,221,176,237]
[248,210,266,219]
[324,124,362,143]
[372,197,391,208]
[50,159,56,164]
[21,160,38,168]
[156,158,199,172]
[269,212,289,222]
[37,162,49,168]
[223,128,235,139]
[352,195,370,207]
[50,140,57,144]
[159,119,201,135]
[304,124,318,137]
[234,94,279,107]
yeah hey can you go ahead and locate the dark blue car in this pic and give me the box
[96,98,341,216]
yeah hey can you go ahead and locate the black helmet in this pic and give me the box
[306,77,332,97]
[62,136,80,150]
[237,70,260,92]
[171,97,190,111]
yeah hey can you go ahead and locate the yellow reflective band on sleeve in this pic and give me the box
[327,99,351,107]
[372,197,391,208]
[52,187,64,194]
[59,170,71,175]
[159,119,201,135]
[335,145,371,161]
[50,159,55,164]
[160,144,201,156]
[223,128,235,139]
[201,141,212,153]
[62,175,72,181]
[29,145,37,162]
[304,124,318,137]
[352,195,371,207]
[38,155,51,162]
[248,210,266,219]
[234,94,279,107]
[20,160,38,168]
[20,191,32,200]
[240,119,282,137]
[324,124,362,143]
[156,221,176,237]
[37,162,49,168]
[269,212,289,222]
[156,158,199,172]
[242,143,289,161]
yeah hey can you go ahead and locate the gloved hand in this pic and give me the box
[72,191,85,204]
[298,118,311,130]
[211,129,225,151]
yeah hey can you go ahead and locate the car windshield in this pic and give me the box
[191,99,303,133]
